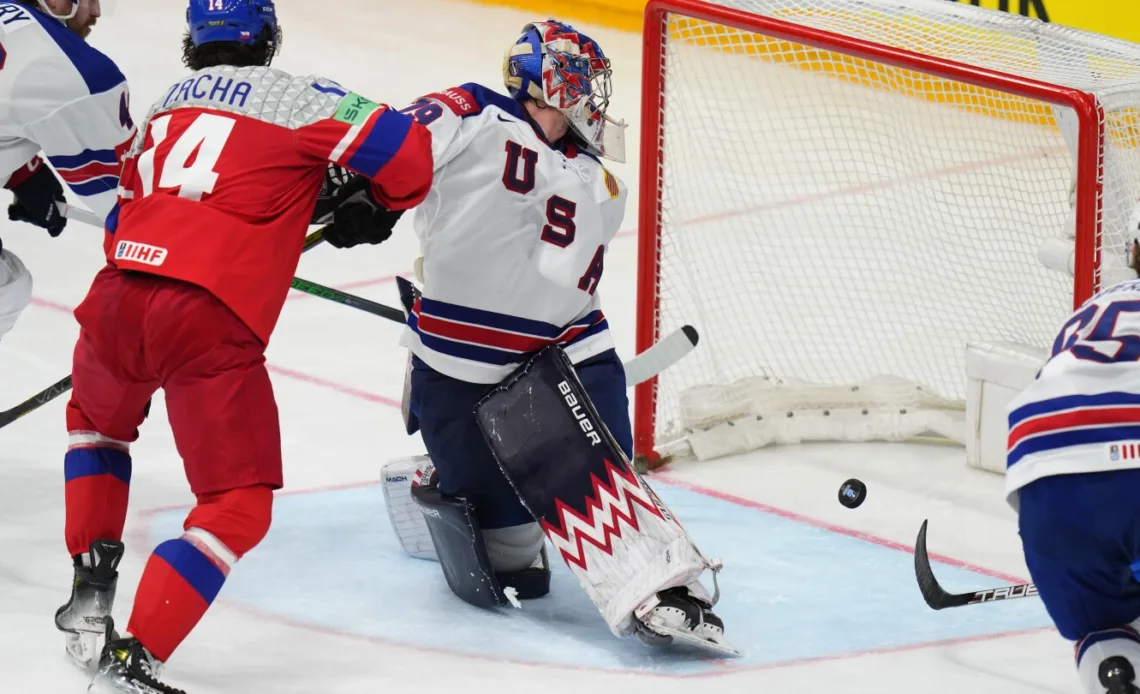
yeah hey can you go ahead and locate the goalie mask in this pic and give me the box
[504,20,628,163]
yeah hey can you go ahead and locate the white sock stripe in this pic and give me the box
[67,431,130,451]
[183,527,238,570]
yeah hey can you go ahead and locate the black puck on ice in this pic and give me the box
[838,478,867,509]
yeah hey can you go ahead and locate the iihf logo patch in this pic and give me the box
[1112,444,1120,461]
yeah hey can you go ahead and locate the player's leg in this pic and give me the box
[475,346,736,654]
[0,246,32,342]
[90,283,280,689]
[57,269,157,667]
[1018,469,1140,694]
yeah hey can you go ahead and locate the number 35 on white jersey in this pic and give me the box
[1006,279,1140,508]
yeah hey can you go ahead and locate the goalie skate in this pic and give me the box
[635,586,740,657]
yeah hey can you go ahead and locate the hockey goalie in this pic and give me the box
[380,19,735,655]
[385,344,736,656]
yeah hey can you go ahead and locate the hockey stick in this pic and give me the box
[914,519,1038,609]
[0,228,328,430]
[289,275,404,322]
[58,203,105,228]
[290,274,700,387]
[0,374,73,428]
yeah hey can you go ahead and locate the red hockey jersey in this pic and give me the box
[108,66,432,343]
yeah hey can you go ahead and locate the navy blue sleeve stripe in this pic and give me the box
[68,176,119,197]
[49,148,119,169]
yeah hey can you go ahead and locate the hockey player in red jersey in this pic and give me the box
[53,1,433,691]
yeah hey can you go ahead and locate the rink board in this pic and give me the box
[146,480,1052,675]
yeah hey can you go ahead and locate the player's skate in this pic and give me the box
[88,619,183,694]
[55,539,124,668]
[1100,656,1140,694]
[634,585,738,657]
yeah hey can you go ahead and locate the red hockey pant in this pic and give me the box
[65,266,283,557]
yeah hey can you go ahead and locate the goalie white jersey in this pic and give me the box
[0,2,134,220]
[398,83,627,384]
[1006,278,1140,508]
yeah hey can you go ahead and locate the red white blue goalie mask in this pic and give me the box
[504,20,627,163]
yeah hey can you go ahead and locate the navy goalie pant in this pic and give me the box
[1019,468,1140,641]
[409,349,632,530]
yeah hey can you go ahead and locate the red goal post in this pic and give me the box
[633,0,1117,469]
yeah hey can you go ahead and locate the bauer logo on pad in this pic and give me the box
[115,241,168,267]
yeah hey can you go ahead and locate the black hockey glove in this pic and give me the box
[312,163,354,225]
[321,174,404,250]
[7,157,66,237]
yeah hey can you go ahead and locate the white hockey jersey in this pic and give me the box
[1006,278,1140,509]
[0,2,133,221]
[398,83,627,384]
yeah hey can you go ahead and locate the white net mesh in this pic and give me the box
[646,0,1140,458]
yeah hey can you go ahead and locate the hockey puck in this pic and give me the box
[838,478,867,509]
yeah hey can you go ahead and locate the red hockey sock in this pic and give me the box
[127,486,272,662]
[64,433,132,558]
[127,531,229,662]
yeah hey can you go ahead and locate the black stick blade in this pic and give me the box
[914,519,1039,610]
[915,519,952,609]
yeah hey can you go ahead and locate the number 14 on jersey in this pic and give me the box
[137,113,236,202]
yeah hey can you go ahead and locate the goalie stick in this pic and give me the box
[0,228,328,430]
[289,274,700,387]
[914,519,1038,609]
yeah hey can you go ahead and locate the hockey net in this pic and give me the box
[635,0,1140,465]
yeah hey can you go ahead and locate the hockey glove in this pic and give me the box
[322,175,404,249]
[311,163,355,225]
[6,157,66,237]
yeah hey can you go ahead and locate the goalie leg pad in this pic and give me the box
[411,476,509,609]
[411,477,552,606]
[474,346,713,636]
[385,459,551,599]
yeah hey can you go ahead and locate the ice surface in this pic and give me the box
[0,0,1078,692]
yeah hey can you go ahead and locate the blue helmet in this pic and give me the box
[187,0,277,49]
[504,20,627,162]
